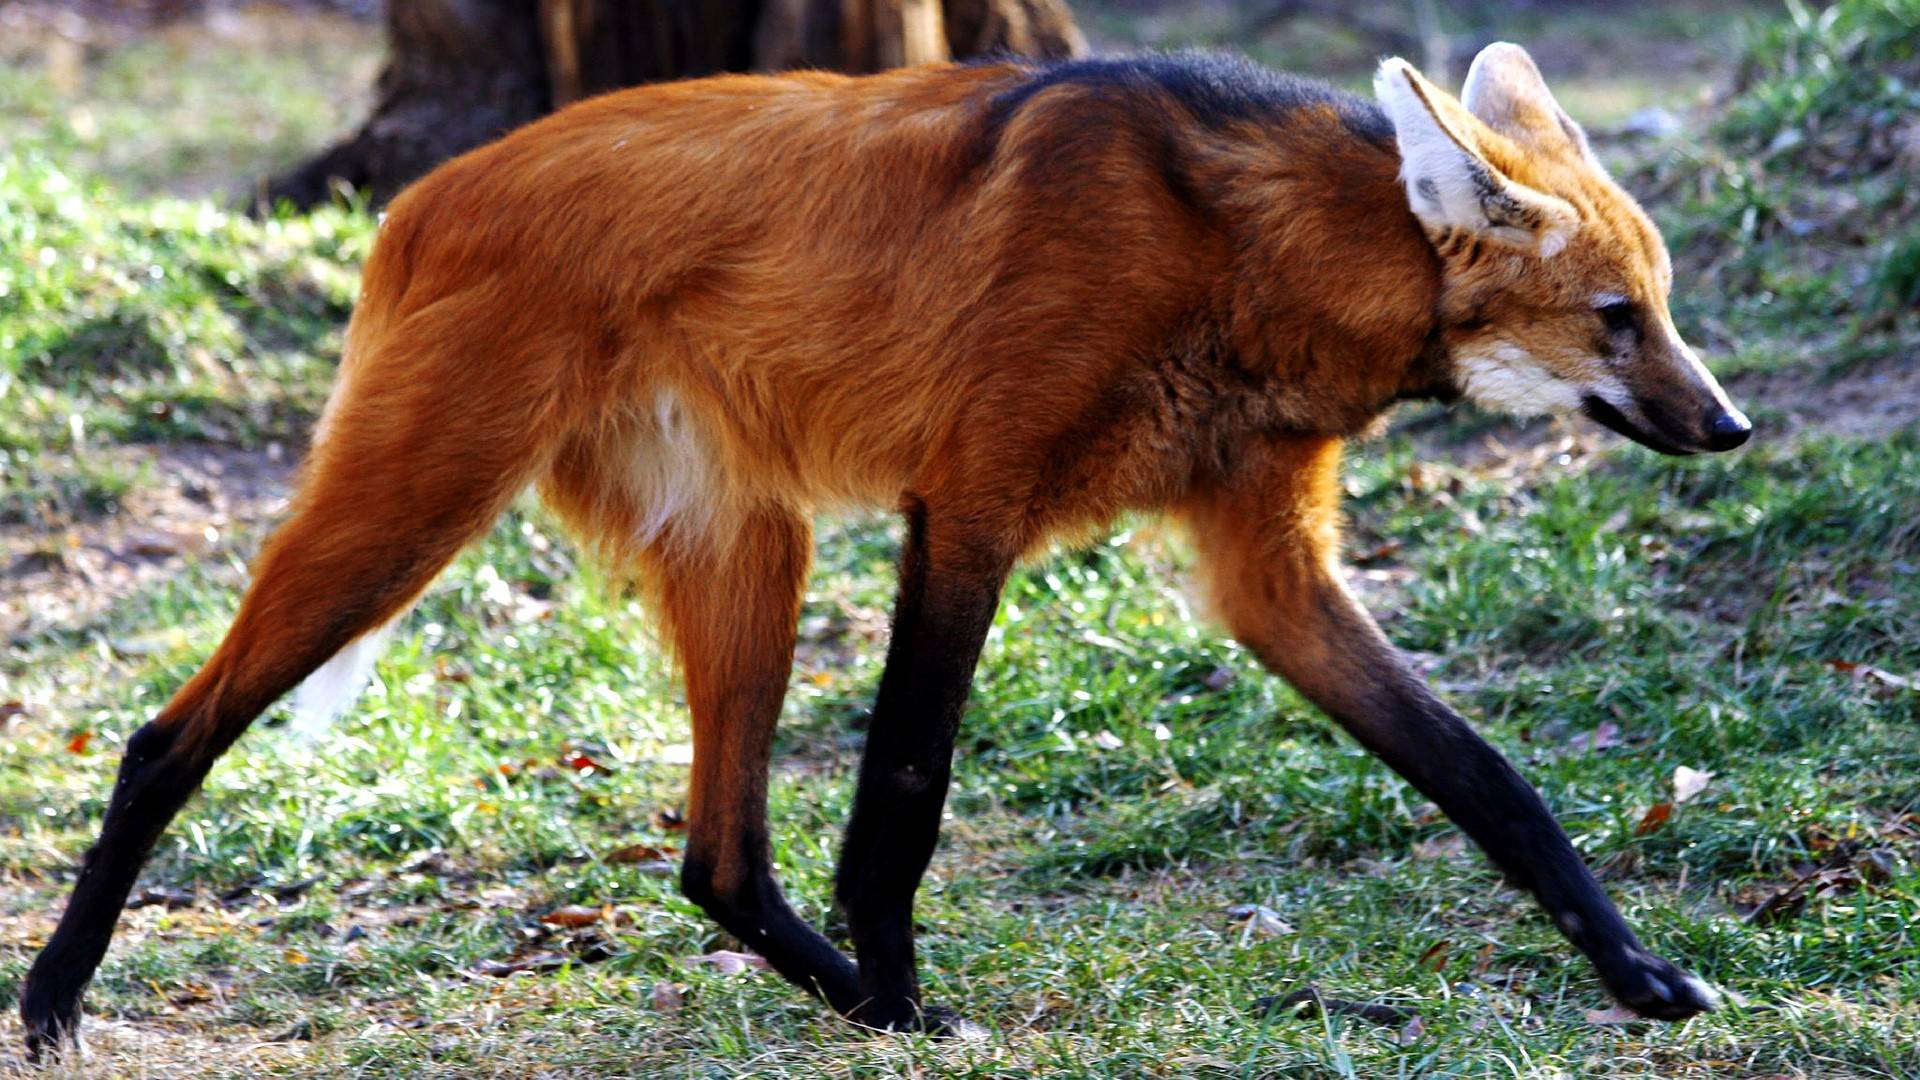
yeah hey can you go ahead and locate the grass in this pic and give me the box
[2,3,1918,1077]
[1637,0,1920,373]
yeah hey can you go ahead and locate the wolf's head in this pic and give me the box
[1376,43,1749,454]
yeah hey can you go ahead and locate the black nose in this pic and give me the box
[1705,409,1752,451]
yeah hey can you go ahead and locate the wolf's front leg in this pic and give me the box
[1178,436,1715,1019]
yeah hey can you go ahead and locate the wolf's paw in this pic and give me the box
[1600,950,1719,1021]
[848,1000,988,1039]
[21,977,84,1064]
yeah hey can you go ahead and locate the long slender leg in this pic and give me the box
[834,500,1012,1029]
[1179,436,1715,1020]
[20,308,564,1059]
[659,509,862,1012]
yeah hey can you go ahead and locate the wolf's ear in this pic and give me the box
[1461,42,1598,166]
[1374,56,1578,258]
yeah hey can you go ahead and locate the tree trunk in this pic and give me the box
[264,0,1084,210]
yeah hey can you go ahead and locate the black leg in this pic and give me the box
[1178,456,1715,1021]
[1329,667,1717,1018]
[22,721,224,1059]
[834,503,1010,1030]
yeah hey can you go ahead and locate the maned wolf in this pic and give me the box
[23,43,1746,1054]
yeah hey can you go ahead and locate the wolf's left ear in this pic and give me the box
[1374,56,1579,258]
[1461,42,1599,166]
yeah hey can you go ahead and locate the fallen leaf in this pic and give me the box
[1741,859,1866,925]
[559,749,614,775]
[567,931,623,964]
[1398,1013,1427,1045]
[1417,939,1451,972]
[282,948,310,965]
[1857,848,1898,882]
[1225,904,1294,937]
[1091,730,1124,751]
[1470,942,1496,976]
[1571,721,1622,754]
[1635,802,1673,835]
[650,979,685,1013]
[1412,833,1465,859]
[1584,1004,1644,1025]
[166,983,215,1006]
[472,952,571,977]
[1353,540,1404,565]
[66,730,92,754]
[540,904,608,929]
[604,843,678,864]
[1672,766,1713,805]
[1201,666,1237,691]
[0,700,25,723]
[1825,658,1914,689]
[684,949,770,975]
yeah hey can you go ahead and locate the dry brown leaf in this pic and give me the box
[1741,859,1867,925]
[1417,939,1450,972]
[1584,1004,1644,1025]
[166,983,215,1006]
[1825,658,1915,689]
[684,949,770,975]
[1635,802,1674,835]
[539,904,608,928]
[650,980,685,1013]
[66,730,92,754]
[604,842,678,864]
[1470,941,1496,977]
[559,749,614,775]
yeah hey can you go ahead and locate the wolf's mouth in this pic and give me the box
[1580,395,1696,456]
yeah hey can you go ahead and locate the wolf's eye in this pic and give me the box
[1596,300,1638,336]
